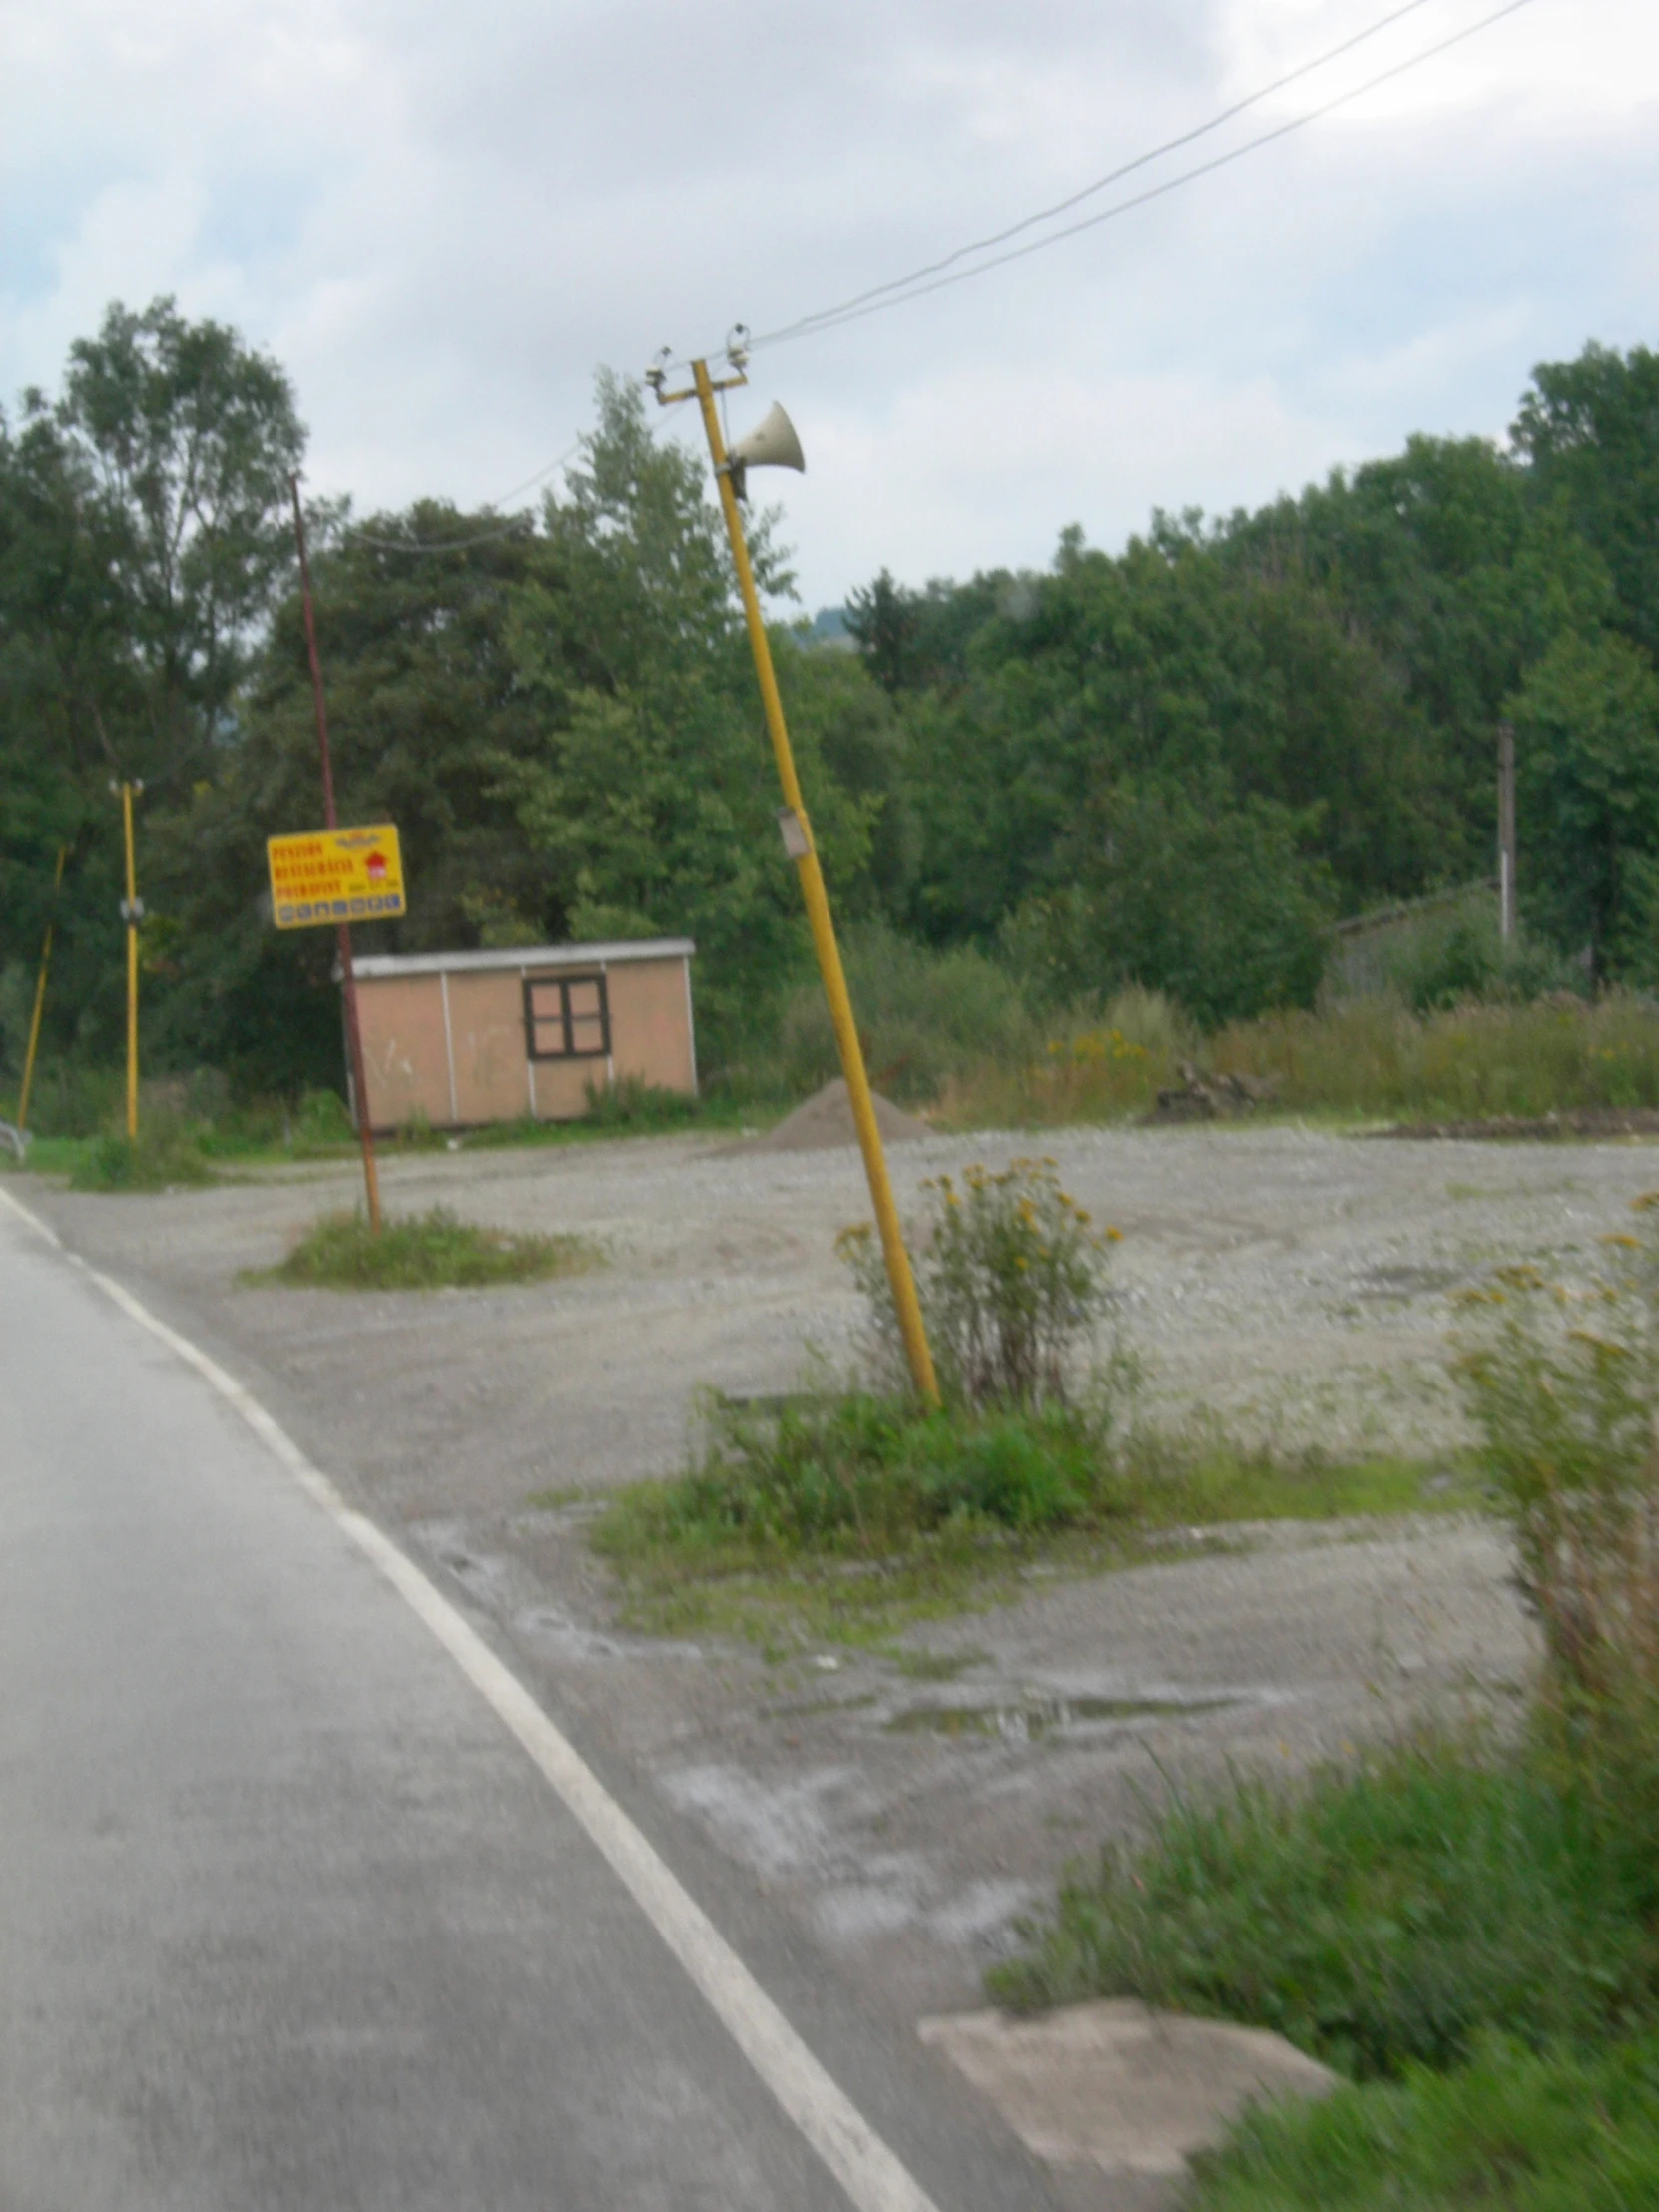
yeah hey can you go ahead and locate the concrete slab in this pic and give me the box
[917,2000,1337,2187]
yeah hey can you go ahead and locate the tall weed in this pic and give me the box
[1212,991,1659,1120]
[1455,1205,1659,1838]
[839,1157,1121,1408]
[938,988,1192,1125]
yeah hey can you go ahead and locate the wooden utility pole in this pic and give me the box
[289,477,382,1232]
[18,845,68,1133]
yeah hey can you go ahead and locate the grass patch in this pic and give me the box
[1188,2032,1659,2212]
[991,1727,1659,2079]
[590,1392,1469,1647]
[256,1205,601,1291]
[0,1132,93,1180]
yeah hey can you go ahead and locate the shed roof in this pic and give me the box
[347,938,695,982]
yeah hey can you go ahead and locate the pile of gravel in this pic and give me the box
[741,1078,931,1154]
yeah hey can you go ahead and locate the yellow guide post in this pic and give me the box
[670,354,939,1405]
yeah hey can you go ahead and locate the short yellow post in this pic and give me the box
[18,844,68,1133]
[684,356,939,1405]
[118,781,142,1141]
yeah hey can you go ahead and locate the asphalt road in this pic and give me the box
[0,1197,1062,2212]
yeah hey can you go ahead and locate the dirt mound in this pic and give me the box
[743,1078,931,1154]
[1370,1107,1659,1143]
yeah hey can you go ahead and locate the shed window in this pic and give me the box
[524,972,610,1060]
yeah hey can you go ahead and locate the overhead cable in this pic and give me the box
[757,0,1444,350]
[748,0,1539,352]
[343,439,585,555]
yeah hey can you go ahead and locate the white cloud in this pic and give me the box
[4,0,1657,604]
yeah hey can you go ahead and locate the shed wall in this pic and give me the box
[447,971,534,1124]
[353,952,696,1130]
[357,975,450,1130]
[609,958,698,1095]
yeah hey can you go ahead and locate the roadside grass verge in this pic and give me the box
[989,1726,1659,2076]
[0,1132,94,1180]
[1187,2032,1659,2212]
[252,1205,602,1290]
[590,1392,1472,1648]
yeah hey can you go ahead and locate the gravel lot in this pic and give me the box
[19,1122,1656,2030]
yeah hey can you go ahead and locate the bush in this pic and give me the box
[838,1156,1120,1407]
[1003,784,1335,1027]
[1382,904,1582,1013]
[292,1086,355,1147]
[69,1123,217,1191]
[4,1059,126,1139]
[779,922,1038,1103]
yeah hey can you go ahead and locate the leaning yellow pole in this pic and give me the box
[18,843,68,1132]
[120,782,140,1141]
[690,358,939,1405]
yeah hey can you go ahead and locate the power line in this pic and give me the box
[346,515,535,555]
[490,439,586,510]
[342,438,585,555]
[758,0,1444,350]
[747,0,1539,353]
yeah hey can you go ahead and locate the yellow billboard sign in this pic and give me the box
[268,824,406,929]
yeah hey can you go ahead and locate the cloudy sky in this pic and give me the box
[4,0,1656,608]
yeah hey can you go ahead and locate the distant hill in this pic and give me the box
[802,604,854,650]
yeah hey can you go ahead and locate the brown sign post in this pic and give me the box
[287,476,384,1233]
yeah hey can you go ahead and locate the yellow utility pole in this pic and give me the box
[18,844,69,1133]
[651,347,939,1405]
[114,781,143,1141]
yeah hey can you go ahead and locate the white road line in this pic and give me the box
[0,1185,941,2212]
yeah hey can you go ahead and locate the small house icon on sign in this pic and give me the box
[365,850,387,884]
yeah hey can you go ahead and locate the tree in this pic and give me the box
[502,374,877,1057]
[1514,343,1659,664]
[1219,433,1613,872]
[57,296,304,791]
[1511,628,1659,984]
[0,301,305,1085]
[144,503,553,1090]
[0,401,145,1073]
[1009,779,1333,1027]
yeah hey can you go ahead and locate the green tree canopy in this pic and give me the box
[1511,627,1659,984]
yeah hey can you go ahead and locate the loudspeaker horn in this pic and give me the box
[726,402,805,500]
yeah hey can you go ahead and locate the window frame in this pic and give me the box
[522,970,611,1062]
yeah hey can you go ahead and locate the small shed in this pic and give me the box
[346,938,697,1131]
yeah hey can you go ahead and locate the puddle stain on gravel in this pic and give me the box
[884,1691,1247,1742]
